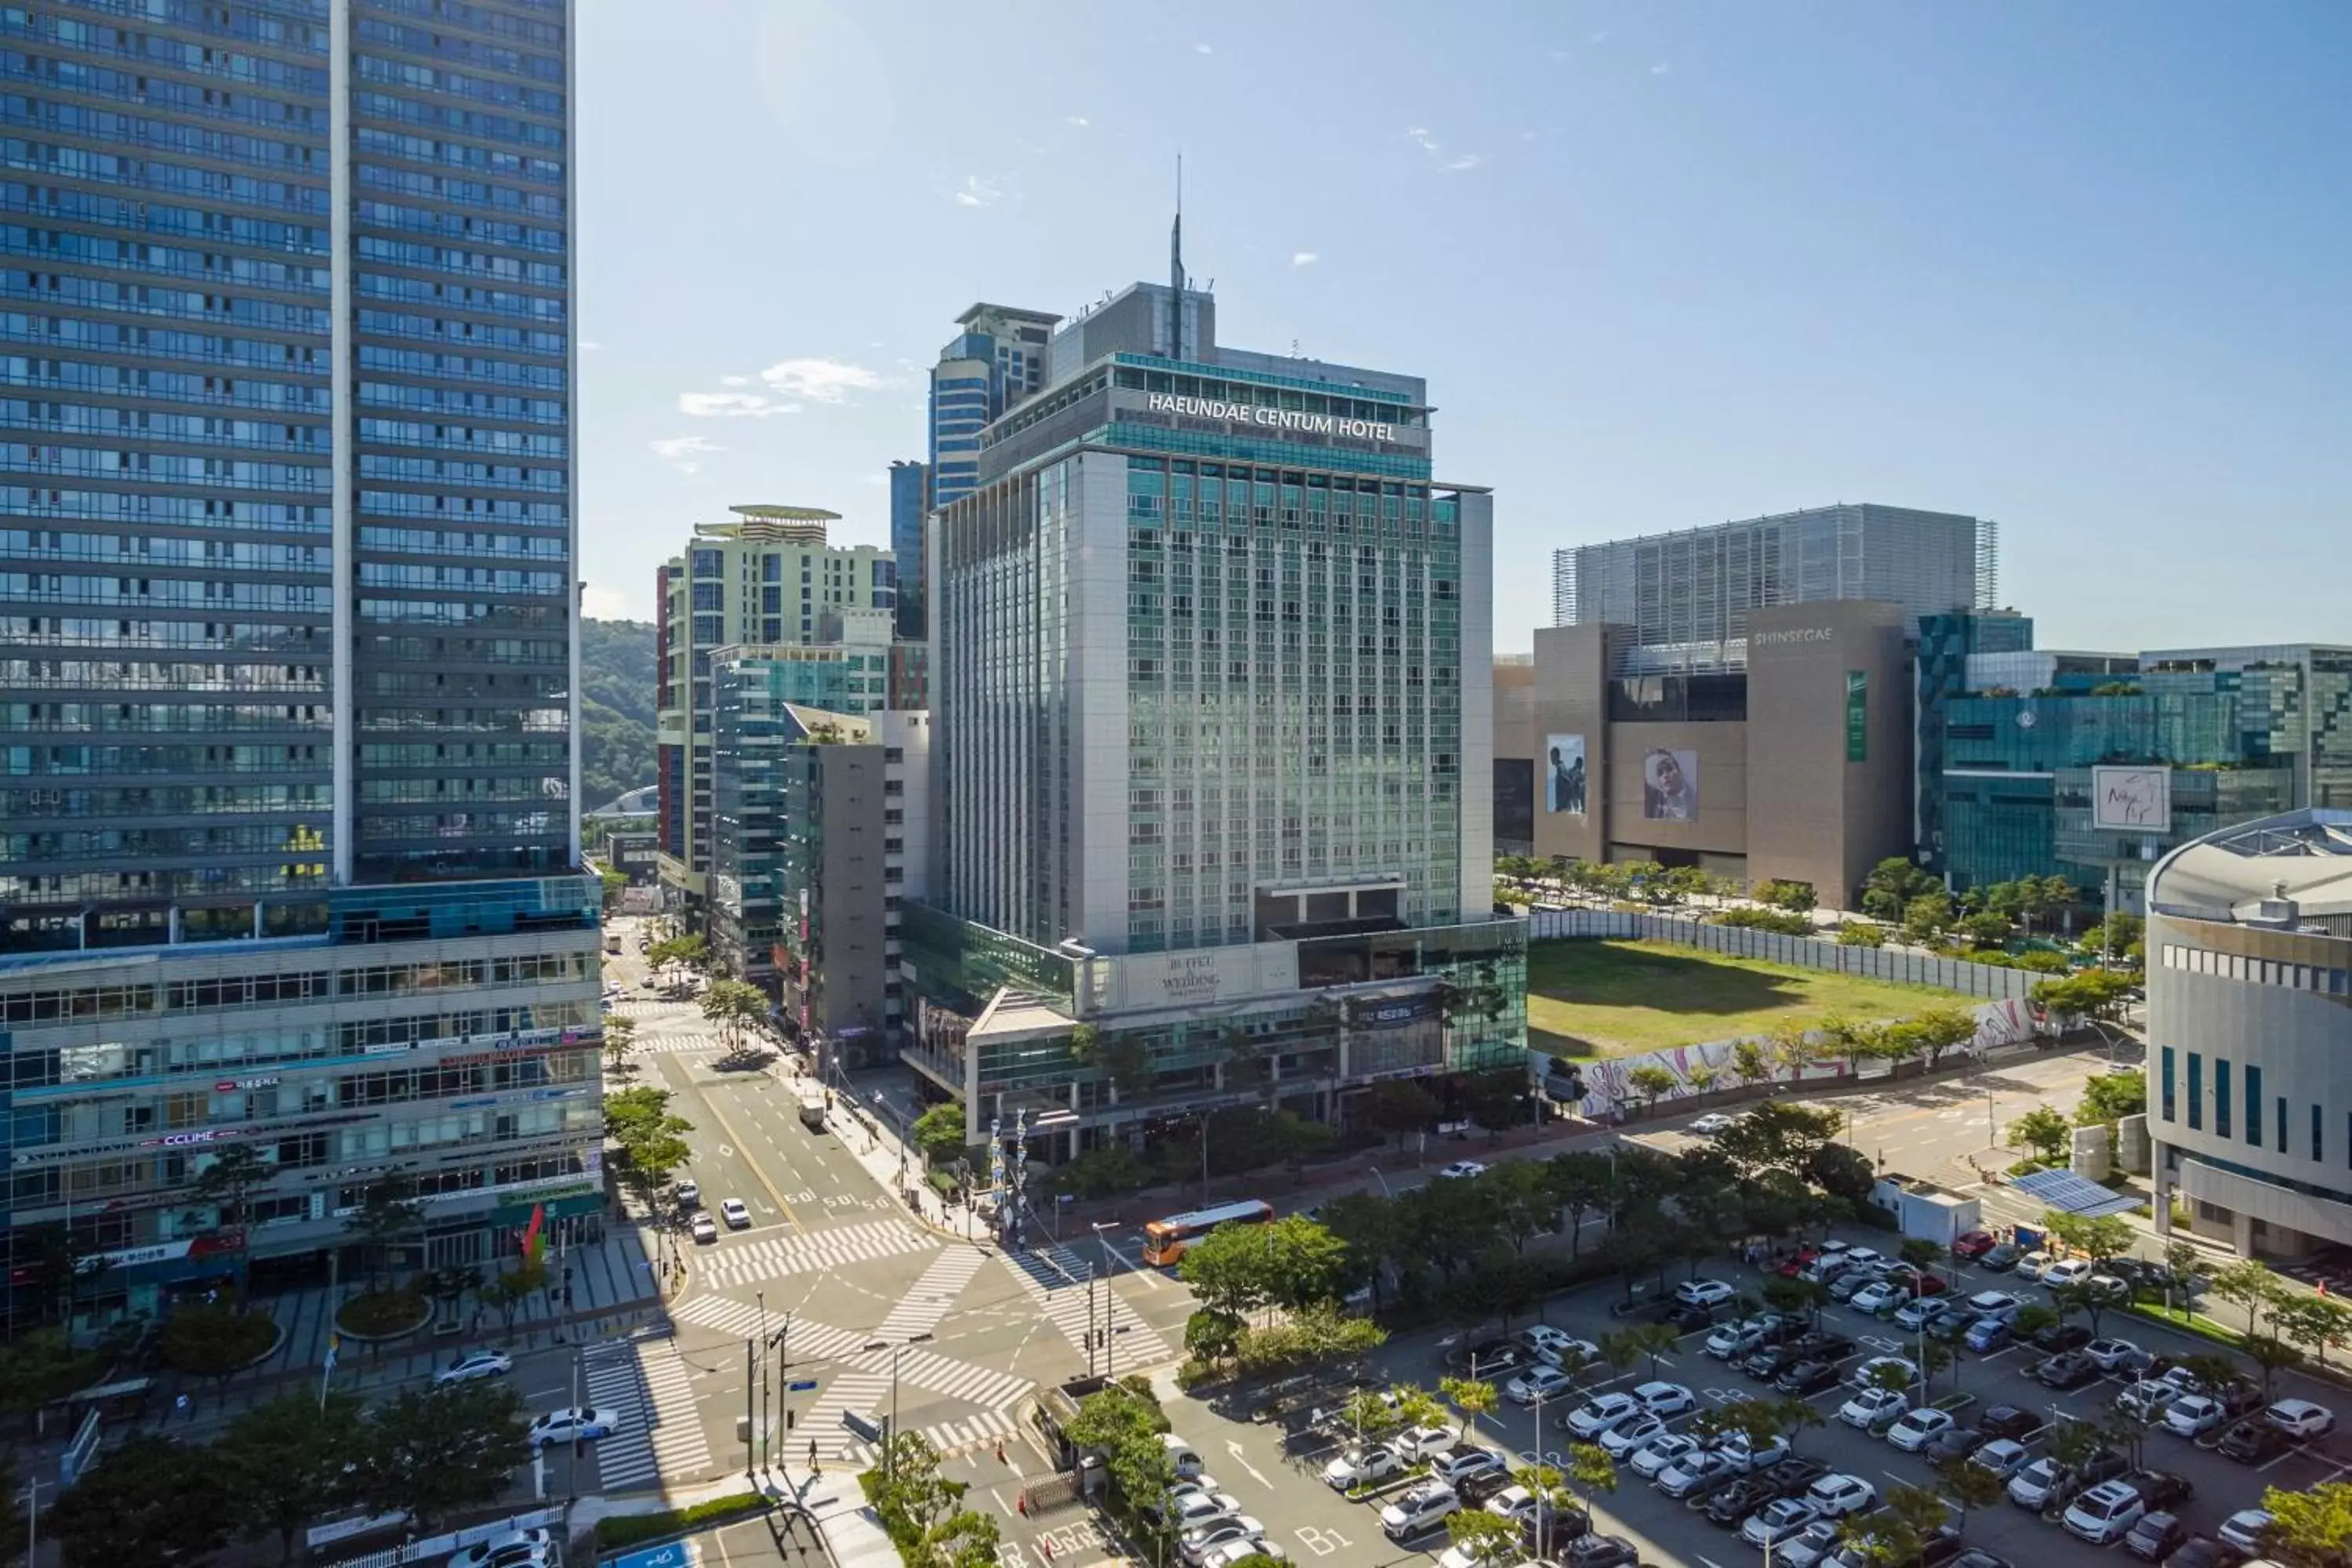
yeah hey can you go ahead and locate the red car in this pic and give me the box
[1952,1231,1998,1260]
[1778,1246,1824,1279]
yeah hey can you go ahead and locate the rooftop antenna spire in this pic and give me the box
[1170,152,1185,360]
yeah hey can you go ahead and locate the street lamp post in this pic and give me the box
[864,1332,935,1479]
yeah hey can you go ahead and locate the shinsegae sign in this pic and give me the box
[1147,392,1397,444]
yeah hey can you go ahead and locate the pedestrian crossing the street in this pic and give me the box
[582,1338,715,1493]
[666,1295,872,1365]
[698,1219,937,1290]
[884,1345,1031,1412]
[799,1370,891,1461]
[870,1246,990,1345]
[1000,1244,1173,1369]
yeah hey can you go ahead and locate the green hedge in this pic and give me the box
[594,1493,771,1552]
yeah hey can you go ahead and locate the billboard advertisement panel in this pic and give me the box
[1544,734,1587,815]
[2092,766,2171,829]
[1641,747,1699,822]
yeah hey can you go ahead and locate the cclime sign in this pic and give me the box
[1147,392,1397,443]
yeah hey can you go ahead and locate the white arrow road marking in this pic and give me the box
[1224,1440,1272,1488]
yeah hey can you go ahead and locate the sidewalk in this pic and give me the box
[783,1054,997,1249]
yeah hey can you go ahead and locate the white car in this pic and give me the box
[2114,1379,2184,1424]
[2042,1258,2092,1290]
[720,1197,751,1229]
[674,1180,701,1208]
[1654,1447,1737,1499]
[434,1350,514,1386]
[1631,1380,1697,1417]
[1507,1367,1577,1406]
[1564,1393,1642,1439]
[2162,1394,2227,1437]
[2061,1479,2147,1545]
[1485,1485,1545,1523]
[1891,1297,1951,1331]
[1392,1424,1456,1461]
[1322,1446,1403,1490]
[1596,1414,1667,1459]
[1846,1355,1917,1391]
[2266,1397,2337,1439]
[690,1211,719,1243]
[1839,1247,1882,1270]
[1690,1113,1738,1135]
[1774,1520,1845,1568]
[1705,1319,1769,1359]
[1838,1387,1910,1432]
[2014,1250,2058,1281]
[1965,1290,2024,1317]
[1710,1430,1788,1472]
[1675,1278,1735,1308]
[1627,1432,1701,1479]
[526,1406,615,1446]
[1168,1492,1247,1532]
[1180,1516,1269,1564]
[2217,1509,2274,1553]
[1428,1450,1507,1488]
[1741,1497,1824,1548]
[1849,1280,1913,1316]
[1802,1472,1878,1519]
[2083,1337,2146,1374]
[451,1528,556,1568]
[1528,1330,1600,1371]
[1883,1406,1955,1453]
[1378,1483,1458,1541]
[1200,1542,1286,1568]
[1435,1160,1488,1180]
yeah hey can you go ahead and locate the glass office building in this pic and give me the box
[1,0,597,1326]
[914,270,1523,1159]
[1935,644,2352,909]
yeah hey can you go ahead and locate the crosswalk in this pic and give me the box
[885,1344,1031,1411]
[626,1029,717,1055]
[666,1294,873,1365]
[798,1383,1026,1465]
[581,1338,714,1493]
[800,1370,892,1461]
[696,1219,938,1290]
[1000,1243,1173,1369]
[872,1246,991,1344]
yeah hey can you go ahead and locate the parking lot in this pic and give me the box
[1131,1234,2349,1568]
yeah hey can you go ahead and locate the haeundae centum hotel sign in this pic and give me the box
[1147,392,1399,443]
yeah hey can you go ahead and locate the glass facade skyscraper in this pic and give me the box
[1,0,598,1327]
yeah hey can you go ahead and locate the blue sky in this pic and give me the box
[577,2,2350,652]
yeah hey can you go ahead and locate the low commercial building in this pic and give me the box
[1507,598,1917,906]
[2147,809,2352,1259]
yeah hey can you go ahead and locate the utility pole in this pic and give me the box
[757,1290,770,1475]
[744,1336,757,1481]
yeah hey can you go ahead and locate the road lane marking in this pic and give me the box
[693,1081,801,1231]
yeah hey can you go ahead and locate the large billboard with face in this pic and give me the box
[1544,735,1587,815]
[1641,747,1700,822]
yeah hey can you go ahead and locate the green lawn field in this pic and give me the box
[1526,938,1970,1059]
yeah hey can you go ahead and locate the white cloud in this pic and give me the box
[580,340,602,352]
[651,435,722,474]
[1195,42,1212,53]
[1066,115,1090,127]
[1291,251,1319,267]
[580,582,632,619]
[1650,61,1671,75]
[1446,154,1485,172]
[720,374,750,387]
[678,391,800,419]
[1405,126,1441,154]
[758,357,885,403]
[952,174,1004,208]
[1591,30,1610,45]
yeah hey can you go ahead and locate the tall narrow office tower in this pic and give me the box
[0,0,601,1327]
[906,252,1525,1165]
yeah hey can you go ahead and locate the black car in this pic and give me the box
[1976,1404,2039,1442]
[1759,1315,1811,1345]
[1650,1301,1716,1333]
[1524,1504,1593,1555]
[1922,1425,1991,1465]
[2161,1538,2247,1568]
[2216,1418,2291,1465]
[1793,1331,1857,1360]
[1458,1467,1519,1505]
[2031,1323,2093,1353]
[1744,1345,1804,1380]
[1450,1338,1524,1375]
[1565,1533,1641,1568]
[1950,1553,2016,1568]
[2126,1471,2194,1512]
[2033,1351,2101,1390]
[2124,1512,2187,1563]
[1774,1359,1840,1396]
[2045,1450,2130,1512]
[1901,1530,1969,1568]
[1701,1475,1777,1526]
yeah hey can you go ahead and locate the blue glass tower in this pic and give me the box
[887,458,929,641]
[1,0,597,1326]
[926,302,1057,514]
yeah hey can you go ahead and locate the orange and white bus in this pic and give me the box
[1141,1199,1276,1267]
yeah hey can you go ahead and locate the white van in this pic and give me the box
[1160,1433,1206,1479]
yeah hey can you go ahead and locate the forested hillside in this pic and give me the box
[580,617,656,809]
